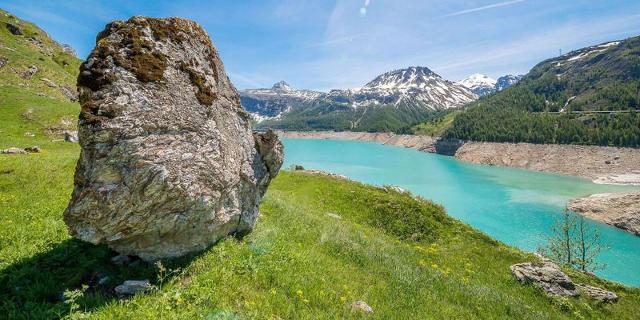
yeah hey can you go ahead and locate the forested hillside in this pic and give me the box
[444,36,640,147]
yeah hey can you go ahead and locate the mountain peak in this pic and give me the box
[363,66,439,90]
[272,81,292,92]
[459,74,497,87]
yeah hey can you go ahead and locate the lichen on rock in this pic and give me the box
[64,16,284,261]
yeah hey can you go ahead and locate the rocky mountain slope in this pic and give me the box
[495,74,522,91]
[458,73,522,96]
[243,67,476,132]
[239,81,323,121]
[445,35,640,147]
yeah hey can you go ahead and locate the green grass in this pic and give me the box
[2,145,640,319]
[411,110,460,136]
[0,8,81,150]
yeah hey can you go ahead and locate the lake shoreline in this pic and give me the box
[277,130,640,185]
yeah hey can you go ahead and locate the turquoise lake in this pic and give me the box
[282,138,640,287]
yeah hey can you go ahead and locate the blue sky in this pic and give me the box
[3,0,640,91]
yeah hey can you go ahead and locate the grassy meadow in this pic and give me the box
[2,142,640,318]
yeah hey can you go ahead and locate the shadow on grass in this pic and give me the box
[0,238,199,319]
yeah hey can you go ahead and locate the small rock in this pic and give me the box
[114,280,151,296]
[64,130,79,142]
[0,56,7,68]
[97,276,110,286]
[24,146,40,153]
[510,261,579,297]
[605,160,611,165]
[576,284,618,303]
[21,65,38,79]
[388,186,407,194]
[326,212,342,220]
[5,22,22,35]
[59,86,78,102]
[40,77,58,88]
[351,300,373,313]
[1,147,26,154]
[110,254,133,266]
[62,44,77,57]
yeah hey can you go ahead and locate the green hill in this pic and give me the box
[443,36,640,147]
[0,8,81,149]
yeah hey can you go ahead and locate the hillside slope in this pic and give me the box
[0,9,81,149]
[444,36,640,147]
[2,152,640,319]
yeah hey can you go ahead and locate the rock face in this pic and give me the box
[454,142,640,184]
[63,17,284,261]
[576,284,618,302]
[510,262,579,297]
[5,22,22,35]
[569,193,640,236]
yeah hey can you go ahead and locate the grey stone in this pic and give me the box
[510,261,579,297]
[351,300,373,313]
[21,65,38,79]
[114,280,151,296]
[576,284,618,302]
[326,212,342,220]
[64,130,79,142]
[40,77,58,88]
[63,17,284,261]
[1,147,26,154]
[24,146,40,153]
[5,22,22,35]
[0,56,7,68]
[59,85,78,102]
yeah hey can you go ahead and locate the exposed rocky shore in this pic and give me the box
[278,131,640,185]
[455,142,640,185]
[569,193,640,236]
[279,131,440,152]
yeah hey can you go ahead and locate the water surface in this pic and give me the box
[283,138,640,286]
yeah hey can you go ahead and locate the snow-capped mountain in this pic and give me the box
[458,74,497,96]
[495,75,523,91]
[321,66,476,110]
[239,81,324,121]
[239,66,477,129]
[458,73,522,96]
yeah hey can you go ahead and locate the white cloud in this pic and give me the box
[438,0,527,18]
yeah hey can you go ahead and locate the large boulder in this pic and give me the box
[510,261,579,297]
[63,17,283,261]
